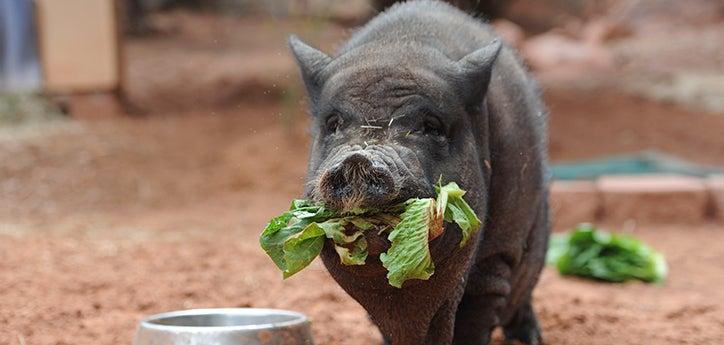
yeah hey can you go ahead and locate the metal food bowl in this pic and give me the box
[134,308,314,345]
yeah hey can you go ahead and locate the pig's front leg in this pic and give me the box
[379,298,462,345]
[422,299,460,345]
[382,300,460,345]
[452,293,502,345]
[452,258,512,345]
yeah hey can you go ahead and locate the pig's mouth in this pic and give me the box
[320,181,437,258]
[322,221,457,281]
[310,146,453,280]
[357,219,451,256]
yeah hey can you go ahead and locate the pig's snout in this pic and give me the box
[318,152,397,211]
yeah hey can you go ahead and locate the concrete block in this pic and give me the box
[550,180,599,231]
[598,175,708,224]
[706,175,724,221]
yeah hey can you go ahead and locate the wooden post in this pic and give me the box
[34,0,138,116]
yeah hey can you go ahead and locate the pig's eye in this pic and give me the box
[423,115,445,137]
[325,114,342,133]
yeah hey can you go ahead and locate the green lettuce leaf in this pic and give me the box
[318,218,368,266]
[316,218,360,244]
[281,222,326,278]
[437,182,482,247]
[547,224,667,283]
[259,213,305,274]
[259,182,483,286]
[379,198,438,288]
[259,200,330,277]
[334,237,368,265]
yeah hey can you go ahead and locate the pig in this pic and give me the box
[289,1,550,344]
[373,0,510,18]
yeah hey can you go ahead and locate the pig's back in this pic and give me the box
[338,0,546,145]
[339,0,498,61]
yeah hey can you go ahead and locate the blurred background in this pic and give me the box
[1,1,723,344]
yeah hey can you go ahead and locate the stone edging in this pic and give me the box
[551,174,724,228]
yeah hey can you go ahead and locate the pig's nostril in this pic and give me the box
[341,153,372,168]
[368,181,386,195]
[327,170,352,198]
[366,171,394,198]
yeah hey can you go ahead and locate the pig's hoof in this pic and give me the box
[503,302,542,345]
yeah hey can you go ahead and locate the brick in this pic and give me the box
[550,180,599,231]
[598,175,708,224]
[706,175,724,221]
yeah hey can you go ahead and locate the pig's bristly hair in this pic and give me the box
[311,169,366,213]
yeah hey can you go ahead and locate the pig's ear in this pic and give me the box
[289,35,332,103]
[454,39,502,106]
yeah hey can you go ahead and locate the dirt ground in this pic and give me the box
[1,223,723,345]
[3,6,724,345]
[2,88,724,345]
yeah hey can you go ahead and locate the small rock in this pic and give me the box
[582,18,633,44]
[521,31,613,71]
[491,19,525,49]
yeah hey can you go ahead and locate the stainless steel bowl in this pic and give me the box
[134,308,314,345]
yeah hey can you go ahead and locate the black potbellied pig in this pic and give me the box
[289,1,550,344]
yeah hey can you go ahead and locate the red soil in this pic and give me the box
[1,88,723,344]
[2,7,724,345]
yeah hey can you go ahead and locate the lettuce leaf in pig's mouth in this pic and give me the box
[259,182,482,287]
[379,198,437,287]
